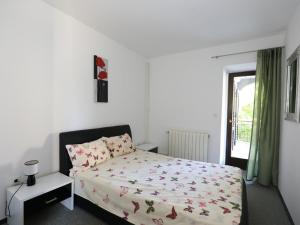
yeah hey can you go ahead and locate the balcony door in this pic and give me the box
[226,71,256,170]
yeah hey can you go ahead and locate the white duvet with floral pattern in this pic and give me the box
[71,150,243,225]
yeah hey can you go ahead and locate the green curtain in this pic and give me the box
[246,47,282,186]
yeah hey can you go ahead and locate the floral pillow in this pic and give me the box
[102,133,136,158]
[66,138,110,169]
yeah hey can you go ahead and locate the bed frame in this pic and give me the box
[59,124,248,225]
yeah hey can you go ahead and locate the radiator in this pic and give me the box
[168,129,209,162]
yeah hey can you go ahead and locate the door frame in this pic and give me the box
[226,71,256,170]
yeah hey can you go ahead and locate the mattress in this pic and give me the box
[70,150,243,225]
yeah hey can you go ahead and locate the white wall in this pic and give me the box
[279,3,300,225]
[148,34,285,162]
[0,0,146,220]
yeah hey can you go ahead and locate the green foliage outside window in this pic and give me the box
[237,103,253,142]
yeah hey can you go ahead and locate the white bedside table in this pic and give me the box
[136,143,158,153]
[6,172,74,225]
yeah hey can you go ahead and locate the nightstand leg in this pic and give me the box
[60,181,74,210]
[7,197,24,225]
[61,196,74,210]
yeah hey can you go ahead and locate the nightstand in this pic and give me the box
[136,143,158,153]
[6,172,74,225]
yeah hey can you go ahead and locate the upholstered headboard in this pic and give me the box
[59,125,132,176]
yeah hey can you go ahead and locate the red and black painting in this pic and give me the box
[94,55,108,102]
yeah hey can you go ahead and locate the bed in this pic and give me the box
[59,125,248,225]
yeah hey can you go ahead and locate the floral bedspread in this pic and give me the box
[72,150,243,225]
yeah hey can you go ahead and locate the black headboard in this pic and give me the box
[59,125,132,176]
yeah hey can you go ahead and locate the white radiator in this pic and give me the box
[168,129,209,162]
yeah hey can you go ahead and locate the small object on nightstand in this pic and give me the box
[136,143,158,153]
[6,172,74,225]
[24,160,39,186]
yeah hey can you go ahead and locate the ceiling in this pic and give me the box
[43,0,300,58]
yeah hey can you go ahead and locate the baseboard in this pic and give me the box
[276,188,295,225]
[0,218,7,225]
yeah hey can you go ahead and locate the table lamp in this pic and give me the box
[24,160,39,186]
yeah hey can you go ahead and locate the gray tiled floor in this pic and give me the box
[247,184,292,225]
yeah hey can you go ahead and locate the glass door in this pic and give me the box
[226,71,256,170]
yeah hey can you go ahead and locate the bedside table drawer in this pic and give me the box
[24,183,71,215]
[149,147,158,153]
[136,144,158,153]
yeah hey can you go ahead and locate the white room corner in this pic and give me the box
[1,0,300,224]
[148,34,284,163]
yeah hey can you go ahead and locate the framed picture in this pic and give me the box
[285,45,300,122]
[94,55,108,102]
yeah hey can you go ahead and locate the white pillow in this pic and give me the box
[66,138,110,169]
[102,133,136,158]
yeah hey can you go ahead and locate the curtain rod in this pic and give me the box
[211,46,285,59]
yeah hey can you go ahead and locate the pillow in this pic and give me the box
[66,138,110,169]
[102,133,136,158]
